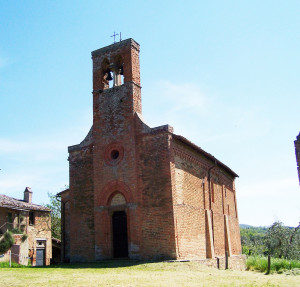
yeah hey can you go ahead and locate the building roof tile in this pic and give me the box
[0,194,50,212]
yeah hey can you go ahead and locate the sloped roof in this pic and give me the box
[172,134,239,178]
[56,188,69,196]
[0,194,50,212]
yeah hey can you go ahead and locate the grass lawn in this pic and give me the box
[247,256,300,273]
[0,260,299,287]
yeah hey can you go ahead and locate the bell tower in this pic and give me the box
[91,39,142,259]
[92,38,140,91]
[91,38,142,140]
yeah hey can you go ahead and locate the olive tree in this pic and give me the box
[265,221,300,260]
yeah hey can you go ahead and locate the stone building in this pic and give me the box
[59,38,242,264]
[295,132,300,185]
[0,188,51,266]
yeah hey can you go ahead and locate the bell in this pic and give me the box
[106,71,113,81]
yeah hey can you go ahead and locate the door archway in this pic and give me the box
[112,210,128,258]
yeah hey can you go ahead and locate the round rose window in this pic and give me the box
[104,143,124,166]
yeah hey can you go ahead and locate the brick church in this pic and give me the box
[59,38,242,263]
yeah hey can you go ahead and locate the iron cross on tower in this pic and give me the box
[111,32,122,43]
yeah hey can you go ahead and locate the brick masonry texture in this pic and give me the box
[60,38,243,265]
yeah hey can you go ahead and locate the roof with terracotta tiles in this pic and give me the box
[0,194,50,212]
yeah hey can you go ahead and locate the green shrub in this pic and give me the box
[240,226,267,256]
[21,234,28,242]
[0,231,15,253]
[10,228,22,234]
[246,256,300,273]
[0,261,29,268]
[242,245,250,256]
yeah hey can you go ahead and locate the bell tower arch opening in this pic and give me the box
[100,55,124,89]
[112,54,124,86]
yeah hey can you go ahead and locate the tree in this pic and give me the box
[240,227,267,256]
[45,192,61,240]
[265,221,300,260]
[0,231,15,254]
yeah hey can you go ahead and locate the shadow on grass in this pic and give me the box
[37,259,159,269]
[1,259,165,269]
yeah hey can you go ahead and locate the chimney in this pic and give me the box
[24,187,32,203]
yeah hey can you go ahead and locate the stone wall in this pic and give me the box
[11,234,28,265]
[182,254,246,270]
[0,207,51,266]
[27,211,52,265]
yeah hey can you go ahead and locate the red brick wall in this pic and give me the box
[137,132,176,259]
[171,147,207,259]
[171,139,241,259]
[92,83,141,259]
[68,146,94,262]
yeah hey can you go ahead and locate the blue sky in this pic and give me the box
[0,1,299,227]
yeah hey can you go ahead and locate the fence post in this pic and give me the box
[9,250,11,268]
[266,255,271,275]
[225,251,228,270]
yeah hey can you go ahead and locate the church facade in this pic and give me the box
[59,38,242,263]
